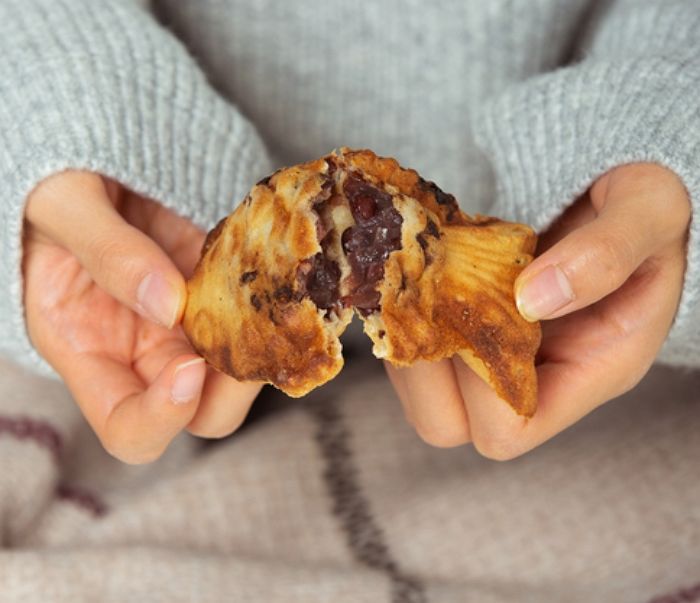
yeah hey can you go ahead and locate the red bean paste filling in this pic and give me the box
[299,172,403,316]
[341,173,403,314]
[302,251,341,310]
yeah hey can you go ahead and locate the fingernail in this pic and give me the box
[136,273,182,328]
[516,264,575,321]
[171,358,205,404]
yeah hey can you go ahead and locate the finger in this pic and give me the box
[186,369,262,439]
[386,360,470,448]
[120,190,207,278]
[515,164,690,322]
[125,325,260,440]
[59,350,207,464]
[26,171,186,328]
[384,361,415,425]
[453,359,586,461]
[455,347,648,462]
[535,193,597,254]
[456,252,684,461]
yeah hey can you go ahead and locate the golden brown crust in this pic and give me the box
[336,149,539,415]
[374,220,540,416]
[183,157,350,397]
[183,148,541,415]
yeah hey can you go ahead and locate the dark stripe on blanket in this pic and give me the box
[650,582,700,603]
[56,483,108,517]
[0,415,108,517]
[0,415,62,461]
[308,400,427,603]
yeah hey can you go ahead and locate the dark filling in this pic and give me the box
[340,174,403,314]
[296,171,342,312]
[302,252,341,310]
[294,170,403,317]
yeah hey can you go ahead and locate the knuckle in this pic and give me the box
[661,184,692,233]
[415,421,470,449]
[591,232,635,287]
[616,377,640,399]
[127,450,163,465]
[591,302,634,341]
[472,430,523,461]
[629,164,691,227]
[615,360,653,398]
[673,196,691,231]
[101,431,165,465]
[187,423,241,440]
[187,415,247,440]
[114,445,165,466]
[105,446,163,465]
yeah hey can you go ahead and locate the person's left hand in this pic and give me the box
[24,171,262,464]
[386,163,691,459]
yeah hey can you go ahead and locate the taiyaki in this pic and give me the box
[183,149,541,416]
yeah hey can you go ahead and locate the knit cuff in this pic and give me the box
[0,0,272,375]
[472,55,700,365]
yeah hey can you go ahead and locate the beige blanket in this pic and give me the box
[0,348,698,603]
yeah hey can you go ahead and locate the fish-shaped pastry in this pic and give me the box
[183,148,541,416]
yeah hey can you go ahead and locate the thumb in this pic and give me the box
[514,165,688,322]
[26,171,185,327]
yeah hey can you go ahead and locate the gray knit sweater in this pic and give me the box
[1,3,700,602]
[2,0,700,371]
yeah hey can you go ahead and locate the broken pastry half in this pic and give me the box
[183,148,541,416]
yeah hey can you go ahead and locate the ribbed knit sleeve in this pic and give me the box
[0,0,272,374]
[472,0,700,366]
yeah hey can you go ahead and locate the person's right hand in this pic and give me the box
[386,163,690,459]
[23,170,262,464]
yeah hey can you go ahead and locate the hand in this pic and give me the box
[387,163,691,459]
[24,171,261,464]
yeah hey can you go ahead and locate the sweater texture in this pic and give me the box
[2,0,700,370]
[0,1,699,601]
